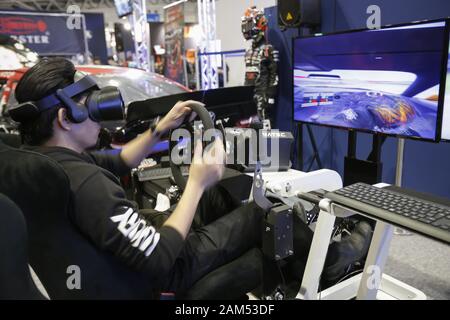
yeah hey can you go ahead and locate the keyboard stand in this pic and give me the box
[297,183,426,300]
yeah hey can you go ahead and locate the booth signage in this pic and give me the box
[164,3,185,84]
[0,11,88,56]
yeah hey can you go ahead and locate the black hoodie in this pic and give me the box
[26,146,184,287]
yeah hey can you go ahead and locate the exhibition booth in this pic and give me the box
[0,0,449,304]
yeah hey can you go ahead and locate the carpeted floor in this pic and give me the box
[384,230,450,300]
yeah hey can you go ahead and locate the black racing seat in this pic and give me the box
[0,193,45,299]
[0,139,156,299]
[0,138,263,299]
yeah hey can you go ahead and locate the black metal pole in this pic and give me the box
[306,124,323,170]
[297,122,304,171]
[368,134,386,163]
[347,130,357,159]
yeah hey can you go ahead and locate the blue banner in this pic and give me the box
[84,12,108,64]
[0,11,87,56]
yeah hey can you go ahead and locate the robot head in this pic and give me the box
[241,6,267,41]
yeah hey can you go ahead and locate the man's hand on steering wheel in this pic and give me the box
[156,100,200,134]
[189,137,226,192]
[168,100,225,190]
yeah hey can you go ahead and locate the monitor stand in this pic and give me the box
[296,122,324,172]
[343,131,386,186]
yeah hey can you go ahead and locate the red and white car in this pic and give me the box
[0,64,190,143]
[1,65,190,117]
[0,35,189,126]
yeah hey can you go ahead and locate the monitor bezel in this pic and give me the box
[439,21,450,142]
[114,0,133,19]
[291,18,450,143]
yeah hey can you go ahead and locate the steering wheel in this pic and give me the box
[169,102,217,190]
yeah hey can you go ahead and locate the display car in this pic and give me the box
[0,56,190,144]
[0,34,189,126]
[1,65,189,118]
[0,34,39,70]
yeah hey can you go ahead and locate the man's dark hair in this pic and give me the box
[14,58,76,145]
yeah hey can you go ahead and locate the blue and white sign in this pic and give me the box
[0,11,88,56]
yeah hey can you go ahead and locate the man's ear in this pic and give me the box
[57,108,71,131]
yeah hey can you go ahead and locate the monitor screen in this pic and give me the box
[441,31,450,141]
[293,21,448,141]
[114,0,133,18]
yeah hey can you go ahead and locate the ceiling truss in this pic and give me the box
[0,0,116,11]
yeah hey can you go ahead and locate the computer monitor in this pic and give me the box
[114,0,133,18]
[293,20,449,141]
[441,30,450,141]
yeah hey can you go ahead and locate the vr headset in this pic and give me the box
[9,73,124,123]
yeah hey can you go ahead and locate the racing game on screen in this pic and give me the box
[293,21,447,140]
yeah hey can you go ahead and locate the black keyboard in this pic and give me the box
[137,166,189,181]
[325,183,450,244]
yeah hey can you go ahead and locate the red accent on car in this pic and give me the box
[0,69,26,107]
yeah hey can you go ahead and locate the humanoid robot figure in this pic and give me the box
[241,6,279,125]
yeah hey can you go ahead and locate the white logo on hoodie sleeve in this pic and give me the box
[110,207,160,257]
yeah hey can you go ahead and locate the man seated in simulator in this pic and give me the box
[11,58,372,299]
